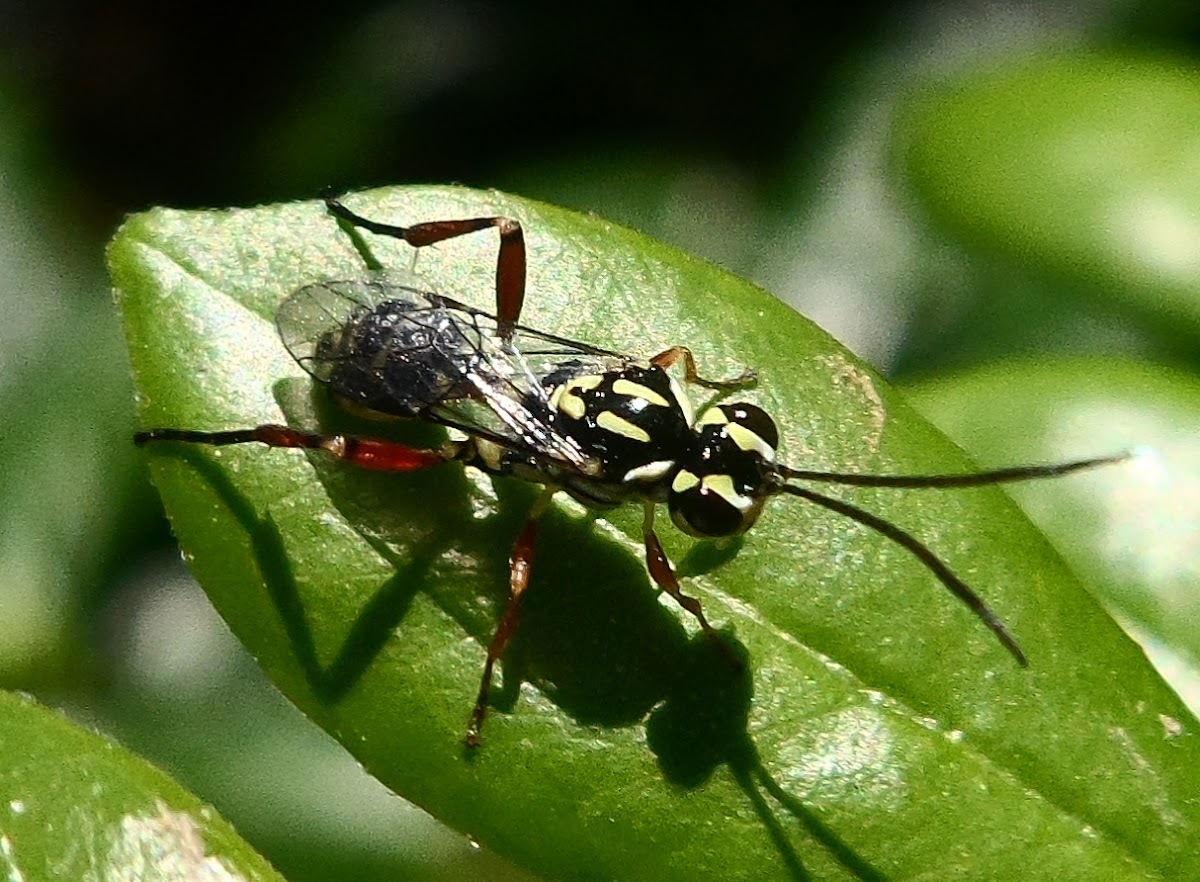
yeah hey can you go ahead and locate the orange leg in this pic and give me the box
[135,425,456,472]
[640,502,718,636]
[465,488,555,747]
[650,345,756,390]
[325,196,526,336]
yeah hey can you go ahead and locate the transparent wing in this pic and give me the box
[276,277,626,471]
[278,278,479,417]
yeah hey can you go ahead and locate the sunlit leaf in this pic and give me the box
[0,690,284,881]
[904,356,1200,716]
[112,185,1199,881]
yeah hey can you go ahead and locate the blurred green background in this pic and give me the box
[1,2,1199,880]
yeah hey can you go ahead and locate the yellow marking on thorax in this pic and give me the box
[612,378,670,408]
[551,375,603,421]
[623,459,675,483]
[596,410,651,443]
[668,374,695,426]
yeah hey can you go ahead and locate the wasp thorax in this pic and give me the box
[669,403,779,537]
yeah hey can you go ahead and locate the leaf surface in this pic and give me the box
[0,690,284,882]
[111,185,1198,881]
[905,356,1200,715]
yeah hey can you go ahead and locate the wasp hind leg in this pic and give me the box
[135,425,459,472]
[324,196,527,337]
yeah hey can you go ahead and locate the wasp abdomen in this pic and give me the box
[280,282,483,416]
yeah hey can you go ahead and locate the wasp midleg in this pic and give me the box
[464,487,555,744]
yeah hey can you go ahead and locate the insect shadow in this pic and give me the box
[646,639,886,882]
[292,379,718,727]
[167,377,883,881]
[159,375,759,741]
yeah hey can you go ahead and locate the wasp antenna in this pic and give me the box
[776,451,1130,489]
[779,484,1029,666]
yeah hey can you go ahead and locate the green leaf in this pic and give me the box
[899,52,1200,336]
[0,690,285,881]
[903,356,1200,714]
[111,185,1199,881]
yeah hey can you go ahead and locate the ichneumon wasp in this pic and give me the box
[135,194,1128,746]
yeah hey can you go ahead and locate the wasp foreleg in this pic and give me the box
[640,501,720,635]
[651,345,756,391]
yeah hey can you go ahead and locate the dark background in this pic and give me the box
[11,3,853,221]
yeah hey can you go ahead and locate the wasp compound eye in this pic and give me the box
[669,467,767,537]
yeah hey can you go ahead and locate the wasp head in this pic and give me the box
[668,402,780,538]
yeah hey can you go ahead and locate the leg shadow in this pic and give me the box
[647,635,886,882]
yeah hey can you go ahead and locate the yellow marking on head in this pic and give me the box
[596,410,651,443]
[701,473,755,512]
[727,422,776,462]
[613,378,670,408]
[671,469,700,493]
[697,406,728,427]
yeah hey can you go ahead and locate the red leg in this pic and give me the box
[135,425,457,472]
[325,197,526,334]
[641,502,717,636]
[466,488,555,747]
[651,345,755,390]
[642,503,742,669]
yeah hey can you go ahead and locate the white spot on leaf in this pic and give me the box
[102,801,246,882]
